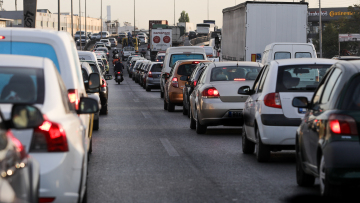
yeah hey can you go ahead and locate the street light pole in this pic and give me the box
[207,0,209,20]
[319,0,322,58]
[71,0,73,37]
[134,0,135,36]
[85,0,87,41]
[101,0,103,40]
[58,0,60,31]
[174,0,175,26]
[79,0,82,50]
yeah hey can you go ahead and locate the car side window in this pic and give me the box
[253,65,266,92]
[56,69,73,113]
[320,68,342,104]
[312,68,333,106]
[198,68,208,84]
[257,66,270,93]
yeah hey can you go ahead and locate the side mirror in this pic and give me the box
[238,86,252,95]
[104,74,113,80]
[292,97,309,108]
[180,75,188,81]
[77,97,99,114]
[10,105,44,129]
[88,73,100,89]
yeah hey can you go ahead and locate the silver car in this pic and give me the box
[189,61,262,134]
[145,62,163,91]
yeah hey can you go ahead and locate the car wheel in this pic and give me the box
[163,99,168,110]
[93,118,99,131]
[296,137,315,187]
[242,124,255,154]
[182,104,188,115]
[117,81,120,85]
[129,74,132,78]
[160,90,164,98]
[100,105,108,115]
[146,86,151,92]
[195,111,207,134]
[320,155,339,197]
[255,128,270,162]
[89,138,93,154]
[187,103,191,118]
[167,101,175,112]
[190,109,196,129]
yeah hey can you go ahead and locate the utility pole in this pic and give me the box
[207,0,209,20]
[79,0,82,50]
[71,0,74,37]
[15,0,17,11]
[134,0,135,36]
[174,0,175,26]
[319,0,322,58]
[101,0,103,40]
[85,0,87,41]
[58,0,60,31]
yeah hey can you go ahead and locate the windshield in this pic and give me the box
[177,64,198,76]
[0,67,44,104]
[197,24,210,27]
[342,74,360,110]
[169,54,204,67]
[151,64,163,72]
[276,65,332,92]
[210,66,261,82]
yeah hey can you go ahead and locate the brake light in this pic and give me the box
[192,61,200,64]
[193,80,197,86]
[7,131,26,159]
[148,71,153,77]
[39,197,56,203]
[67,89,79,110]
[117,72,121,74]
[329,114,358,135]
[31,120,69,152]
[207,55,213,58]
[171,77,179,88]
[264,93,282,109]
[202,87,220,98]
[234,78,246,81]
[101,79,107,87]
[0,36,5,40]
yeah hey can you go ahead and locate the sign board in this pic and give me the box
[339,34,360,42]
[23,0,37,28]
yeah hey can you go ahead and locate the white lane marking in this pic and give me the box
[141,111,151,118]
[160,138,180,157]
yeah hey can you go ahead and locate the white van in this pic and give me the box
[261,43,317,65]
[160,46,207,98]
[78,50,98,62]
[0,28,94,203]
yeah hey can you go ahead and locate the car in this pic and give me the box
[131,59,147,80]
[239,58,336,162]
[0,54,99,203]
[76,37,90,46]
[94,47,110,59]
[0,104,43,203]
[100,39,111,49]
[122,46,136,60]
[188,31,197,40]
[134,60,149,83]
[188,61,262,134]
[94,42,106,49]
[139,61,152,87]
[164,60,209,112]
[74,30,86,41]
[96,31,110,40]
[203,46,216,58]
[96,54,110,73]
[118,32,127,43]
[160,47,207,99]
[81,62,102,130]
[91,33,98,40]
[128,57,145,77]
[293,60,360,197]
[182,61,211,116]
[137,35,148,44]
[145,62,163,91]
[109,38,118,47]
[155,53,165,62]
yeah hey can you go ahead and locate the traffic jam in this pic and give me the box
[0,0,359,202]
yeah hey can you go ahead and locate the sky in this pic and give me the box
[2,0,360,29]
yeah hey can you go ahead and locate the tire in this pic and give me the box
[163,99,168,110]
[190,109,196,129]
[255,129,270,162]
[146,86,151,92]
[182,104,188,115]
[160,90,164,98]
[117,81,120,85]
[89,138,93,154]
[187,103,191,118]
[320,155,339,197]
[168,101,175,112]
[100,105,108,115]
[93,118,99,131]
[196,111,207,134]
[129,74,132,78]
[296,137,315,187]
[242,124,255,154]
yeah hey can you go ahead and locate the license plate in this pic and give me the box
[228,111,242,118]
[298,108,307,114]
[117,76,121,79]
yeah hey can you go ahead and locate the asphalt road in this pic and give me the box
[86,44,339,203]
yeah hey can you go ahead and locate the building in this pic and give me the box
[0,9,102,36]
[0,17,13,27]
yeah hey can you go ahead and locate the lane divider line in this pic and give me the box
[160,138,180,157]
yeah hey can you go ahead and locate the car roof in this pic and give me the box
[81,62,93,74]
[264,42,314,50]
[272,58,336,66]
[0,54,49,68]
[209,61,262,67]
[166,46,206,54]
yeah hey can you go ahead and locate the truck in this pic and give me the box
[149,28,172,61]
[221,1,308,62]
[177,22,195,33]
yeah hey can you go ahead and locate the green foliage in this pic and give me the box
[178,11,190,23]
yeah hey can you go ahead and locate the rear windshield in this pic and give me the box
[156,55,164,60]
[342,74,360,110]
[276,65,331,92]
[177,64,198,76]
[274,52,291,60]
[169,54,204,67]
[295,52,312,58]
[0,67,44,104]
[210,66,261,82]
[151,64,163,72]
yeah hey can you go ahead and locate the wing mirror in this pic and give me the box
[104,74,113,80]
[10,105,44,129]
[292,97,309,108]
[238,86,253,95]
[77,97,99,114]
[88,73,100,89]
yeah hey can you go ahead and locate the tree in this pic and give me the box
[178,11,190,23]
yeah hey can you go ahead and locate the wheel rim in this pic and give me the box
[319,156,326,195]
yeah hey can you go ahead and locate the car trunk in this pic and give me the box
[279,92,313,118]
[209,81,254,102]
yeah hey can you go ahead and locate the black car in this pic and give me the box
[294,60,360,197]
[182,62,210,116]
[0,105,44,203]
[188,31,197,40]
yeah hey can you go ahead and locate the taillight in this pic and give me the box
[117,72,121,74]
[68,89,79,110]
[30,120,69,152]
[234,78,246,81]
[0,36,5,40]
[148,71,153,77]
[7,131,26,159]
[101,79,107,87]
[329,114,358,135]
[192,61,200,64]
[171,77,179,88]
[39,197,56,203]
[202,87,220,98]
[264,93,282,109]
[193,80,197,86]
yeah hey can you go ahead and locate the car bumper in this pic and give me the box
[258,124,297,145]
[146,77,160,86]
[199,98,244,126]
[169,92,183,104]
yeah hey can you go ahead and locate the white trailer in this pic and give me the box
[222,1,308,62]
[150,28,172,61]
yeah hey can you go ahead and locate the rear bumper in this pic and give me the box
[147,77,160,86]
[169,92,183,104]
[261,114,302,126]
[258,124,297,145]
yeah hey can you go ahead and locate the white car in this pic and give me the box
[100,39,111,48]
[96,31,110,40]
[240,58,336,162]
[0,55,99,203]
[203,46,216,58]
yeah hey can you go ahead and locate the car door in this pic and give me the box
[244,65,269,141]
[190,67,207,117]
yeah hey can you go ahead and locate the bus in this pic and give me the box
[196,23,215,36]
